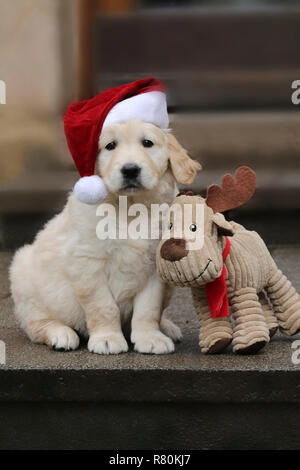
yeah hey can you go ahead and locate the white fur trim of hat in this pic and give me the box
[103,91,169,130]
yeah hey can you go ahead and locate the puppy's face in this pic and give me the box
[98,120,169,194]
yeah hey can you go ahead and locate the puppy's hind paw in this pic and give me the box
[160,318,182,343]
[48,325,80,351]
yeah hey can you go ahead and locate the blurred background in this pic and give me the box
[0,0,299,249]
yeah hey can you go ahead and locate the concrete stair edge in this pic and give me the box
[1,248,300,404]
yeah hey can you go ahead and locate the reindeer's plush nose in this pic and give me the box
[160,238,188,261]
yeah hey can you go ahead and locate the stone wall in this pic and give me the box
[0,0,77,114]
[0,0,77,185]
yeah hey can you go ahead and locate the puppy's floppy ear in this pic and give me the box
[167,133,201,184]
[212,212,234,237]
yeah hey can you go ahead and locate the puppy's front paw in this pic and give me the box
[49,325,80,351]
[132,331,175,354]
[88,333,128,355]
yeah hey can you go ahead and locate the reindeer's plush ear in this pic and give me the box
[212,213,234,237]
[167,133,201,184]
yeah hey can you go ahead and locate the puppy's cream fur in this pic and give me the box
[10,120,200,354]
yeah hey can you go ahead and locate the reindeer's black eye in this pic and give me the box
[105,141,116,151]
[169,223,173,230]
[142,139,154,148]
[189,224,197,232]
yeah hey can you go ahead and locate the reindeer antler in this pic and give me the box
[206,166,256,213]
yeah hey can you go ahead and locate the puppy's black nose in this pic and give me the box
[121,164,141,179]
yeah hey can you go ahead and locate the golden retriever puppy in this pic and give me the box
[10,120,200,354]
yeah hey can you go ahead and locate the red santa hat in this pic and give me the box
[64,78,168,204]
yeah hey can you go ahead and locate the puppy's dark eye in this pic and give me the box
[189,224,197,232]
[142,139,154,148]
[169,223,173,230]
[105,141,116,151]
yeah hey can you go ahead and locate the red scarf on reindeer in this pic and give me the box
[205,237,231,318]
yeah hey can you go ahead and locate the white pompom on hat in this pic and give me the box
[73,175,108,205]
[64,78,168,204]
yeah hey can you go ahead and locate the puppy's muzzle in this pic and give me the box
[160,238,188,261]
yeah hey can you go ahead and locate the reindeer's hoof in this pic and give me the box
[236,340,267,355]
[207,338,232,354]
[269,326,278,338]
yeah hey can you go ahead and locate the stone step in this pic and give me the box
[1,165,300,214]
[1,166,300,249]
[1,247,300,449]
[0,109,299,214]
[1,208,300,251]
[170,111,300,169]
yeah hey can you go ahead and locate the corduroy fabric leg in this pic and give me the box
[230,287,270,353]
[192,289,233,353]
[259,290,278,337]
[266,269,300,336]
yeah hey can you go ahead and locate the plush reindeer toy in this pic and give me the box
[157,166,300,354]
